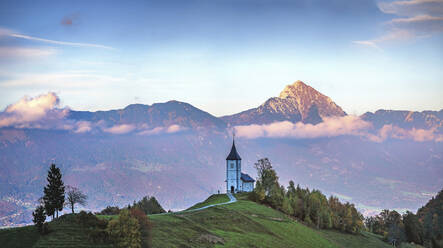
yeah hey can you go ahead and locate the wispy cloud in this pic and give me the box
[0,27,113,50]
[353,0,443,49]
[0,47,57,58]
[0,72,123,89]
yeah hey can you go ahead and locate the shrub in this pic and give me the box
[107,209,141,248]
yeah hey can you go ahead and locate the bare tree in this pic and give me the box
[65,186,87,213]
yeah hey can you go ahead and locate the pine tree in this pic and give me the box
[43,164,65,219]
[32,205,46,234]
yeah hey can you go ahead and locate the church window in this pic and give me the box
[230,163,234,168]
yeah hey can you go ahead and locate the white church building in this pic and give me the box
[225,139,255,193]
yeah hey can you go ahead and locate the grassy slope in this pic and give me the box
[187,194,230,210]
[151,195,392,248]
[0,194,392,248]
[0,215,111,248]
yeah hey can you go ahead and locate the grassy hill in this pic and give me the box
[0,193,392,248]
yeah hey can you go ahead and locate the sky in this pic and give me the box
[0,0,442,117]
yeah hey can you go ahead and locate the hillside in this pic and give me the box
[0,194,392,248]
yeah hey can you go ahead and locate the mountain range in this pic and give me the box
[0,80,442,226]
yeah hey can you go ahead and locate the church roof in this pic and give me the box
[226,140,242,160]
[241,173,255,182]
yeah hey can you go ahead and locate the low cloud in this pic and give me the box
[367,124,443,142]
[104,124,135,134]
[0,92,69,129]
[74,121,93,133]
[234,116,443,142]
[234,116,371,139]
[137,124,185,136]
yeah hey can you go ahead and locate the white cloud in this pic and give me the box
[234,116,443,142]
[0,92,69,129]
[137,124,185,136]
[103,124,135,134]
[74,121,93,133]
[366,124,443,142]
[234,116,371,139]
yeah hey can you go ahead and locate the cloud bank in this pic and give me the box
[234,116,443,142]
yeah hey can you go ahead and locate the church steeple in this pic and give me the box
[226,135,242,160]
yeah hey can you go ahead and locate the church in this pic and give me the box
[225,139,255,193]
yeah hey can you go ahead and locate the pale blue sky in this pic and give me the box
[0,0,442,116]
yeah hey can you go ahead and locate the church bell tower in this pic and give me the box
[226,136,242,193]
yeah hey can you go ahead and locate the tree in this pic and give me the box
[65,185,87,214]
[403,211,423,245]
[43,164,65,219]
[130,208,152,248]
[32,205,46,234]
[132,196,166,214]
[107,209,141,248]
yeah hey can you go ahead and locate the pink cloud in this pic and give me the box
[367,124,442,142]
[74,121,92,133]
[137,124,185,136]
[103,124,135,134]
[234,116,443,142]
[235,116,371,139]
[0,92,69,129]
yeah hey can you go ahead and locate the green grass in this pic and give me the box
[0,225,40,248]
[150,197,391,248]
[318,229,391,248]
[186,194,230,210]
[0,215,111,248]
[0,194,392,248]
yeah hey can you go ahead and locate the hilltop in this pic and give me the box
[0,193,393,248]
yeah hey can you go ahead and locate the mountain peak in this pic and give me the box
[277,80,346,120]
[222,80,346,125]
[279,80,312,99]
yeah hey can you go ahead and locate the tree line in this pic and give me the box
[366,189,443,247]
[249,158,364,234]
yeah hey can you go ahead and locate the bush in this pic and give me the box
[107,209,141,248]
[77,211,108,229]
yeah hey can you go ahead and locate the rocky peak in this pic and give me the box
[277,81,346,120]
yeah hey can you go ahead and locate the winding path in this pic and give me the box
[150,193,237,216]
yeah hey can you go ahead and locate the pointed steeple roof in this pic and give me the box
[226,140,242,160]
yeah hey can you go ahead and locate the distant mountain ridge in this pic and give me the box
[362,109,443,130]
[221,80,346,126]
[68,100,227,130]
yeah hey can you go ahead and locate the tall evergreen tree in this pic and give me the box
[43,164,65,219]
